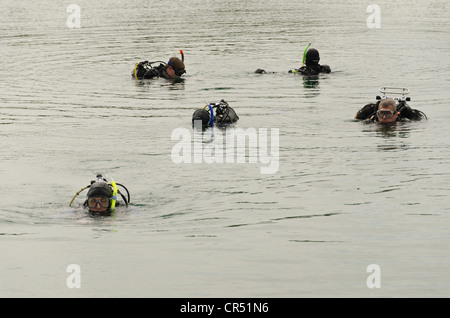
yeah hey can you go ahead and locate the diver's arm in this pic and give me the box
[355,103,377,120]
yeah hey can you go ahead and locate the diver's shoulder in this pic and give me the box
[288,65,331,75]
[398,103,427,121]
[320,64,331,73]
[355,103,378,120]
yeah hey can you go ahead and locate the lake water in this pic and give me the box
[0,0,449,298]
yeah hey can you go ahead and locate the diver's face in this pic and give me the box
[377,106,399,124]
[166,65,185,79]
[166,66,177,78]
[88,197,109,212]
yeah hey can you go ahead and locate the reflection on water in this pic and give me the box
[361,121,420,151]
[133,77,186,89]
[375,122,412,138]
[301,75,320,90]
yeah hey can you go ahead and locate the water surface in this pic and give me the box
[0,0,449,297]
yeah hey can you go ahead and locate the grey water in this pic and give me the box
[1,0,449,298]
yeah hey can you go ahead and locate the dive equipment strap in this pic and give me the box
[208,104,214,127]
[69,186,89,207]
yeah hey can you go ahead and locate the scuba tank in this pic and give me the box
[132,60,166,79]
[192,99,239,129]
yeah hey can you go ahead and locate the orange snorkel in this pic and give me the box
[180,49,184,62]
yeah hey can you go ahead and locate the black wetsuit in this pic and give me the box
[355,101,427,122]
[290,63,331,75]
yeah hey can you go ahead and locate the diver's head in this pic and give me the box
[377,98,400,124]
[86,181,113,213]
[167,57,186,78]
[305,48,320,66]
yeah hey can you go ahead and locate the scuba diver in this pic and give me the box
[355,87,427,124]
[132,50,186,80]
[255,44,331,75]
[69,174,130,216]
[289,44,331,75]
[192,99,239,130]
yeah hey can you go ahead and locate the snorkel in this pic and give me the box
[109,179,118,211]
[290,43,311,74]
[179,49,184,62]
[302,43,311,66]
